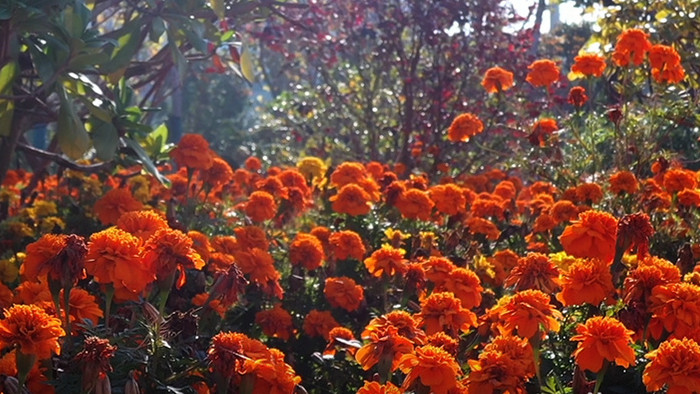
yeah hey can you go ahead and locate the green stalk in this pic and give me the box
[593,361,609,394]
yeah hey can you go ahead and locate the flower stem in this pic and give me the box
[593,361,609,394]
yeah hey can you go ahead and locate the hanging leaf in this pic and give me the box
[124,137,170,185]
[91,118,119,161]
[57,90,91,160]
[211,0,225,19]
[0,61,17,137]
[240,45,255,83]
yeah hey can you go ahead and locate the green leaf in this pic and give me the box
[150,17,166,42]
[57,90,91,160]
[142,123,169,156]
[124,137,170,185]
[240,46,255,83]
[211,0,225,19]
[0,61,18,137]
[91,119,119,161]
[99,21,144,74]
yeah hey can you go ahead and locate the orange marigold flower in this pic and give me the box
[330,184,372,216]
[505,253,560,294]
[466,217,501,240]
[612,28,652,67]
[447,113,484,143]
[528,117,559,147]
[624,256,681,307]
[568,86,588,107]
[62,288,103,332]
[94,188,144,226]
[663,168,697,194]
[86,228,154,294]
[244,156,262,171]
[303,310,339,340]
[643,338,700,394]
[558,258,614,306]
[356,381,401,394]
[398,345,462,394]
[255,304,293,341]
[324,326,358,357]
[362,311,426,346]
[0,304,64,359]
[422,257,456,288]
[576,183,604,204]
[426,332,459,355]
[442,268,483,309]
[203,157,234,187]
[74,336,117,393]
[678,189,700,207]
[526,59,560,87]
[533,213,558,233]
[233,248,283,299]
[356,326,414,372]
[571,316,636,373]
[649,44,685,84]
[364,245,407,278]
[571,53,606,77]
[559,210,618,262]
[648,282,700,340]
[324,277,364,312]
[482,66,514,93]
[395,189,434,221]
[415,292,477,336]
[609,171,639,195]
[466,335,535,393]
[170,133,214,170]
[499,289,562,338]
[493,180,517,201]
[116,210,168,242]
[245,191,278,223]
[328,230,366,261]
[330,162,366,188]
[22,234,87,286]
[289,233,325,271]
[142,228,204,288]
[550,200,578,223]
[470,195,505,220]
[234,226,269,251]
[429,184,466,216]
[240,349,302,393]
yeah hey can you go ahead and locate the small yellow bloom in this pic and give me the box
[297,157,328,181]
[548,251,578,271]
[33,201,57,218]
[0,254,20,284]
[38,217,66,234]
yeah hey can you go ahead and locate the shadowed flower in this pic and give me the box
[328,231,366,261]
[505,253,560,294]
[466,335,535,394]
[466,217,501,240]
[663,168,696,194]
[576,183,604,204]
[234,248,283,299]
[448,113,484,142]
[170,133,214,170]
[0,304,64,359]
[255,304,294,341]
[528,118,559,147]
[429,184,466,216]
[142,228,205,288]
[559,210,618,262]
[93,188,144,226]
[558,258,614,306]
[396,189,434,221]
[22,234,87,287]
[362,311,426,346]
[74,336,117,393]
[290,233,325,271]
[568,86,588,107]
[356,326,413,372]
[442,268,483,309]
[526,59,560,87]
[609,171,639,195]
[643,338,700,394]
[203,157,234,187]
[303,310,339,340]
[499,289,562,339]
[245,191,278,222]
[612,28,651,66]
[364,245,407,278]
[571,316,636,373]
[398,345,462,394]
[324,326,358,357]
[415,292,477,336]
[324,277,364,312]
[482,66,514,93]
[571,53,606,77]
[422,257,456,288]
[616,212,654,258]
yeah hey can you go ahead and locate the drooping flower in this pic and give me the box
[447,113,484,142]
[245,191,278,223]
[398,345,462,394]
[364,245,407,278]
[571,53,607,77]
[93,188,144,226]
[0,304,64,359]
[74,336,117,393]
[643,338,700,394]
[612,28,652,67]
[558,258,614,306]
[568,86,588,107]
[482,66,514,93]
[255,304,294,341]
[559,210,618,262]
[571,316,636,373]
[616,212,654,258]
[526,59,560,87]
[324,277,364,312]
[415,292,477,336]
[22,233,87,287]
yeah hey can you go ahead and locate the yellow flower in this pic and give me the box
[385,228,410,248]
[5,221,34,239]
[127,175,151,203]
[297,156,328,181]
[0,254,20,284]
[548,251,578,271]
[38,217,66,234]
[33,201,57,218]
[419,231,438,250]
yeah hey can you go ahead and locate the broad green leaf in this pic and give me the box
[143,123,169,156]
[57,91,91,160]
[0,61,18,137]
[100,22,144,74]
[150,17,166,42]
[91,119,119,161]
[124,137,170,185]
[240,46,255,83]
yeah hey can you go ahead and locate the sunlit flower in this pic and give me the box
[558,258,614,306]
[415,292,477,336]
[324,326,358,357]
[297,156,327,181]
[364,245,407,278]
[395,189,434,221]
[330,184,372,216]
[559,210,617,262]
[245,156,262,171]
[649,44,685,84]
[324,277,364,312]
[356,326,413,372]
[170,133,214,170]
[330,162,366,188]
[648,282,700,340]
[447,113,484,142]
[466,335,534,393]
[245,191,278,222]
[116,210,169,242]
[442,268,483,309]
[482,66,514,93]
[290,233,325,271]
[643,338,700,394]
[328,230,365,261]
[526,59,560,87]
[663,168,696,194]
[429,184,466,216]
[398,345,462,394]
[576,183,604,204]
[499,289,562,338]
[612,28,651,66]
[528,117,559,147]
[22,234,87,287]
[422,257,456,288]
[0,304,64,359]
[203,157,234,187]
[362,311,426,346]
[356,381,401,394]
[571,316,636,373]
[142,228,205,288]
[571,53,606,77]
[93,188,144,226]
[505,253,560,294]
[466,217,501,240]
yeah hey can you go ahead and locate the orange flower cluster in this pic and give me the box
[644,338,700,394]
[649,44,685,84]
[613,28,652,66]
[557,258,614,306]
[466,335,535,393]
[415,292,477,336]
